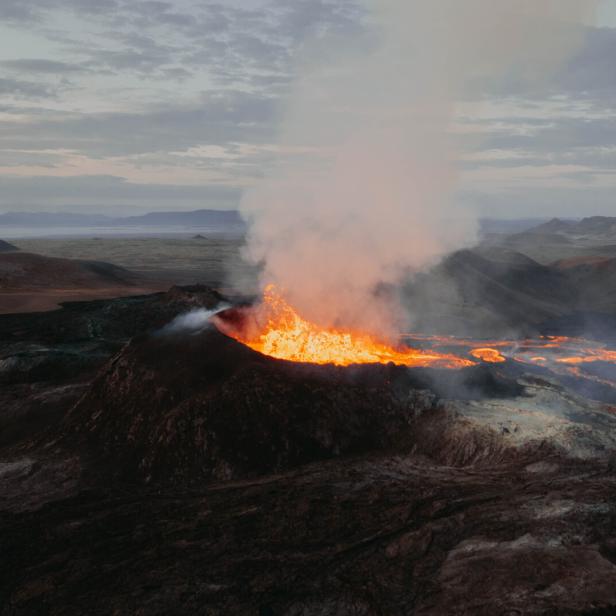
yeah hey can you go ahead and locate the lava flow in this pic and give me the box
[215,285,616,375]
[218,285,473,369]
[469,347,506,363]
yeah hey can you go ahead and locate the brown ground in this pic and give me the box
[0,286,170,314]
[0,251,171,314]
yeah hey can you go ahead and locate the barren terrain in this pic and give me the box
[1,221,616,614]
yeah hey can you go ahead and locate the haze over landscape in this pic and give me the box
[2,2,616,615]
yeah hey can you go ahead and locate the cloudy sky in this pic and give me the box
[0,0,615,217]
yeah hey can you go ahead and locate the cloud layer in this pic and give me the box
[0,0,614,215]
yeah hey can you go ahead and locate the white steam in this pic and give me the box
[158,305,229,336]
[240,0,597,337]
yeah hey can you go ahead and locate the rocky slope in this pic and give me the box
[0,285,224,446]
[58,329,431,483]
[404,246,616,339]
[56,325,616,482]
[2,451,615,615]
[1,285,616,614]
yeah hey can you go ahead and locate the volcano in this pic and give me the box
[57,325,436,484]
[2,285,616,614]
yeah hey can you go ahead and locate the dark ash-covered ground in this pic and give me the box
[1,281,616,615]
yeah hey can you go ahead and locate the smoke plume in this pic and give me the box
[158,305,229,336]
[239,0,596,337]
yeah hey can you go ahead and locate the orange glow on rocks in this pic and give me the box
[214,287,616,373]
[222,285,474,369]
[556,349,616,364]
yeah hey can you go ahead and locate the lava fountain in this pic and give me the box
[215,285,473,369]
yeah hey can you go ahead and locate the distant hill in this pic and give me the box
[0,239,19,252]
[526,217,575,234]
[0,252,139,289]
[404,247,573,337]
[0,251,172,314]
[483,216,616,264]
[403,245,616,338]
[572,216,616,236]
[121,210,243,226]
[529,216,616,237]
[478,218,556,236]
[0,209,244,228]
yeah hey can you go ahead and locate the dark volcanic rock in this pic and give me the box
[58,329,433,483]
[0,285,224,384]
[0,285,225,447]
[2,287,616,615]
[1,454,615,615]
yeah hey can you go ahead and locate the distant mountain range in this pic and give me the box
[0,212,582,233]
[483,216,616,265]
[501,216,616,246]
[526,216,616,238]
[478,217,556,236]
[0,209,245,228]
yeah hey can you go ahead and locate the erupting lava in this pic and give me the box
[221,285,473,369]
[215,286,616,377]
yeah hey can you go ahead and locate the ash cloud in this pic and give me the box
[238,0,598,338]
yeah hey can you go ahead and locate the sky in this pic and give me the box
[0,0,615,218]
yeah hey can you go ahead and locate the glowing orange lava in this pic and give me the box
[469,347,506,363]
[225,285,474,369]
[556,349,616,364]
[215,286,616,373]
